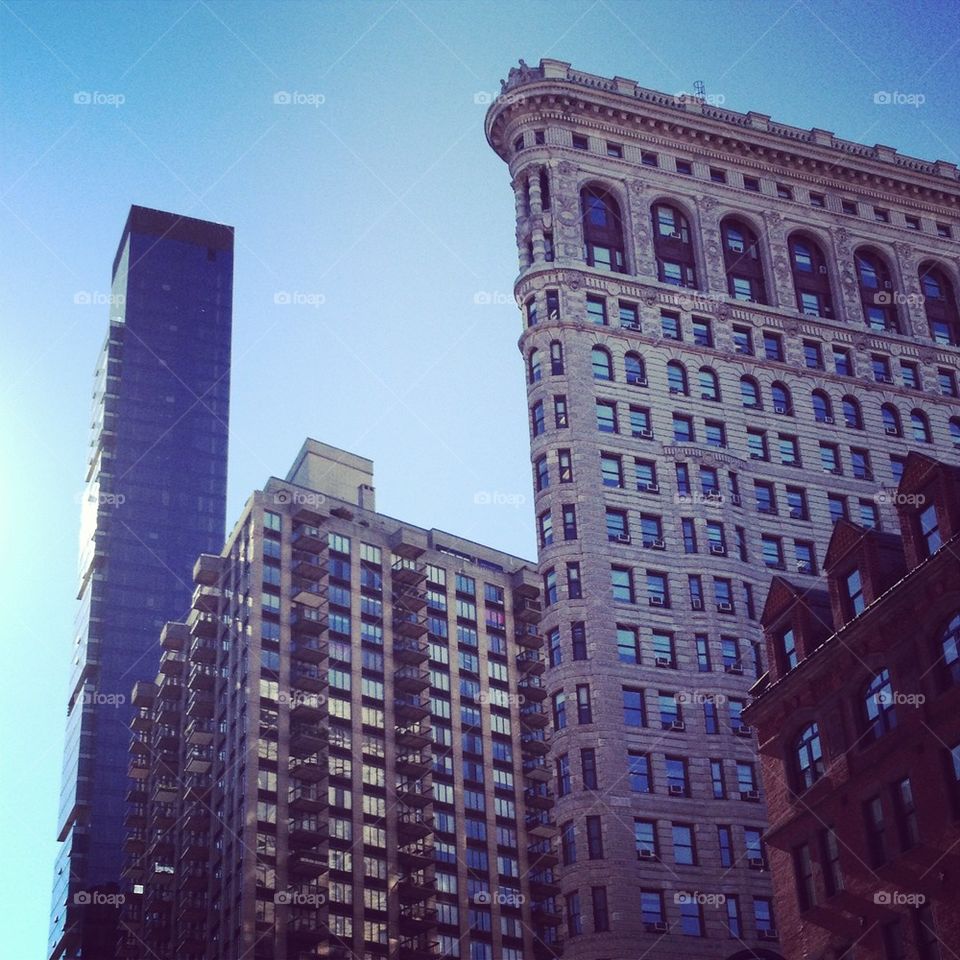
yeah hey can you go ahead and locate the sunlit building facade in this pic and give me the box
[486,58,960,959]
[120,440,560,960]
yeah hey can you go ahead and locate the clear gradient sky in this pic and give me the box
[2,0,958,954]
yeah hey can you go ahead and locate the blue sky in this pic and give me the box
[2,0,958,953]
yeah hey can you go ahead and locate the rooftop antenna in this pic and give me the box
[693,80,706,100]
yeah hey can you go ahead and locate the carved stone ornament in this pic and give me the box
[557,161,577,178]
[699,195,718,212]
[895,241,914,266]
[564,271,582,291]
[629,179,648,198]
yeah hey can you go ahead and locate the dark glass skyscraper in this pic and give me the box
[49,206,233,960]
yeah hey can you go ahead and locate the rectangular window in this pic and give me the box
[623,687,646,727]
[566,562,582,600]
[581,748,598,790]
[833,347,853,376]
[595,399,617,433]
[634,820,658,859]
[617,625,640,664]
[692,317,713,346]
[892,777,920,851]
[586,815,604,859]
[661,311,682,340]
[611,566,634,603]
[732,325,753,355]
[641,151,658,167]
[672,823,696,865]
[571,620,587,660]
[803,340,824,369]
[763,332,784,361]
[619,300,639,330]
[631,409,653,439]
[601,453,623,488]
[592,886,609,933]
[647,570,669,607]
[863,795,887,867]
[628,751,652,792]
[586,295,607,325]
[710,759,725,797]
[820,827,843,897]
[556,754,571,796]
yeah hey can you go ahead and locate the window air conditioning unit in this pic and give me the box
[671,720,686,731]
[641,481,659,492]
[629,375,648,386]
[691,598,704,610]
[748,856,766,869]
[668,784,686,796]
[731,494,742,506]
[822,415,835,424]
[884,426,899,436]
[655,656,673,668]
[638,430,655,441]
[883,280,893,290]
[651,538,666,550]
[818,265,828,274]
[774,404,788,414]
[649,596,665,607]
[669,387,683,395]
[710,543,727,556]
[744,789,761,800]
[724,662,744,675]
[638,848,656,860]
[796,561,812,574]
[736,725,755,737]
[701,392,715,400]
[789,508,804,519]
[616,533,632,544]
[760,929,779,941]
[717,602,734,613]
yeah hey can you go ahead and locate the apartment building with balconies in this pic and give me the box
[119,439,560,960]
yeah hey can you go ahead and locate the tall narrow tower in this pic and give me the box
[50,206,233,960]
[486,59,960,959]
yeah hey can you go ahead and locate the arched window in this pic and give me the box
[881,404,902,437]
[581,186,626,272]
[811,390,833,424]
[789,233,834,317]
[793,723,824,791]
[698,367,720,401]
[940,612,960,686]
[911,409,932,443]
[528,349,542,384]
[722,217,767,303]
[652,202,697,288]
[842,396,863,430]
[919,262,960,345]
[740,376,761,409]
[624,352,646,386]
[591,346,612,381]
[863,669,897,740]
[549,341,564,375]
[855,248,899,333]
[950,417,960,447]
[667,360,688,395]
[771,381,792,415]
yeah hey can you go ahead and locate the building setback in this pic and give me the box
[119,440,562,960]
[485,58,960,959]
[50,206,233,960]
[745,452,960,957]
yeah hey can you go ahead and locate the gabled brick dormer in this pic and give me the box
[759,576,832,684]
[822,519,906,630]
[895,451,960,569]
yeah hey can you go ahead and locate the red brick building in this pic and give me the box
[745,452,960,959]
